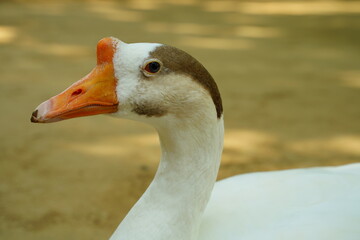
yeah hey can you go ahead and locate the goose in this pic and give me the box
[31,37,360,240]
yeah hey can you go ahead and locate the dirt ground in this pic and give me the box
[0,0,359,239]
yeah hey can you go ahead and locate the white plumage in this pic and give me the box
[201,164,360,240]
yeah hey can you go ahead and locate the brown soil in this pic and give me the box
[1,1,359,239]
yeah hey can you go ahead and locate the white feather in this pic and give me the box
[200,164,360,240]
[113,40,160,117]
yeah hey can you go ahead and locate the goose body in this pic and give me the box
[31,37,360,240]
[201,164,360,240]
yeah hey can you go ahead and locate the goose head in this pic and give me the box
[31,37,223,126]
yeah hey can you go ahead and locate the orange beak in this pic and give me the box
[31,38,119,123]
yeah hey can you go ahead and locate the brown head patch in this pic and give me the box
[150,45,223,119]
[132,102,167,117]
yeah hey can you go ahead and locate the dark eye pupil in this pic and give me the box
[148,62,160,73]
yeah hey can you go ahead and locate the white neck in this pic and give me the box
[110,114,224,240]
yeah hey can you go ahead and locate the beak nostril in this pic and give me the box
[71,89,83,97]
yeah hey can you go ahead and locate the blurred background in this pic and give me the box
[0,0,359,239]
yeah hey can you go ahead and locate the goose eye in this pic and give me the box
[144,61,161,74]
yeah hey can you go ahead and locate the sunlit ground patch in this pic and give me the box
[236,26,282,38]
[288,135,360,157]
[340,71,360,88]
[144,22,217,35]
[17,39,92,57]
[223,130,279,164]
[63,133,159,159]
[203,1,360,15]
[86,1,143,22]
[0,26,17,44]
[177,36,253,50]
